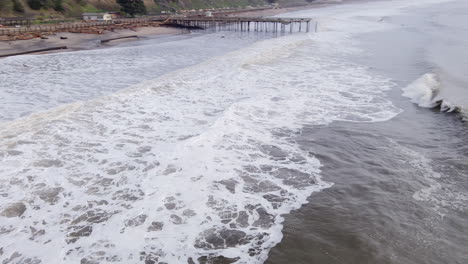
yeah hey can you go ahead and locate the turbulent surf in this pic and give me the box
[0,23,400,264]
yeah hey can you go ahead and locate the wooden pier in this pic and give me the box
[160,17,314,33]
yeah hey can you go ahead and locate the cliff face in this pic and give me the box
[0,0,307,17]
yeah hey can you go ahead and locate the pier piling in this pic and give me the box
[159,17,313,34]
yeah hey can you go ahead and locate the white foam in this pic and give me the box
[392,142,468,215]
[0,33,266,123]
[403,73,441,108]
[0,31,401,263]
[285,0,465,116]
[0,0,424,262]
[402,73,460,112]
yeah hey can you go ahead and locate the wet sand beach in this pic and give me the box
[0,27,182,57]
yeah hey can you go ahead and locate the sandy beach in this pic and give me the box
[0,26,183,57]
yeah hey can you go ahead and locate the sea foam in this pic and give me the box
[0,0,417,263]
[402,73,461,113]
[0,32,400,263]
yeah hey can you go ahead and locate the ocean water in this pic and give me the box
[399,0,468,114]
[0,33,270,123]
[0,0,467,264]
[267,0,468,263]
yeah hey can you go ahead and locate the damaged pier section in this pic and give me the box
[159,17,315,33]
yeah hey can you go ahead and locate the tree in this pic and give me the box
[53,0,64,12]
[117,0,147,17]
[27,0,44,10]
[12,0,25,12]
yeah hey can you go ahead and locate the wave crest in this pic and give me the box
[402,73,461,113]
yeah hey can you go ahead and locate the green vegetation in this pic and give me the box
[0,0,311,18]
[26,0,66,11]
[117,0,146,17]
[12,0,25,12]
[53,0,65,12]
[152,0,268,12]
[22,0,64,12]
[27,0,42,10]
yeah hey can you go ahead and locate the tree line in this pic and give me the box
[4,0,315,18]
[1,0,65,13]
[4,0,147,17]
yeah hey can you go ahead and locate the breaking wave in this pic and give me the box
[402,73,462,113]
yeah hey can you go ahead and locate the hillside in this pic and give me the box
[0,0,310,18]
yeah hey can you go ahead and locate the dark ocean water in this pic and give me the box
[267,1,468,263]
[266,98,468,264]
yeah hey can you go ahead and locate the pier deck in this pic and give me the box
[159,17,314,33]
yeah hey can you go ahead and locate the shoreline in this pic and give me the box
[0,3,332,58]
[0,26,183,57]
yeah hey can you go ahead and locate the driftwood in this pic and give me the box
[0,20,161,39]
[0,46,67,58]
[100,35,138,43]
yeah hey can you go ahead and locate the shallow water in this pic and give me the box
[0,32,269,123]
[0,0,467,263]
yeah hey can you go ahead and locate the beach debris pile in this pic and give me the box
[0,20,161,41]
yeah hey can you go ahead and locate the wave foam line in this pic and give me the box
[0,25,400,264]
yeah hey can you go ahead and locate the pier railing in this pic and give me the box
[160,17,314,33]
